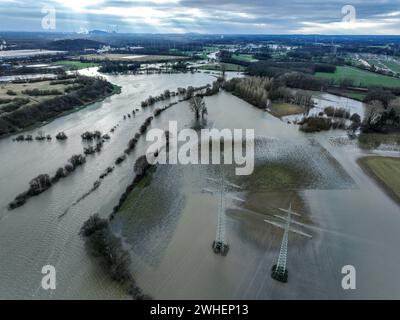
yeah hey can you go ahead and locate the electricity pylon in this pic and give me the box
[203,168,243,256]
[264,203,312,283]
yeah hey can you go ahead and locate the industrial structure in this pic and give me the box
[264,203,312,283]
[203,168,243,256]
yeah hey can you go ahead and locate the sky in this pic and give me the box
[0,0,399,34]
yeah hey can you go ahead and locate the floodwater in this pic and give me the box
[0,69,218,299]
[282,91,367,124]
[0,69,399,299]
[114,92,399,299]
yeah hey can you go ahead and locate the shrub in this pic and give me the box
[56,132,68,140]
[69,154,86,167]
[134,155,151,176]
[299,117,332,132]
[350,113,361,123]
[324,107,350,119]
[115,155,126,165]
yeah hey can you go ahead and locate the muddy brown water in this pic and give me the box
[0,70,399,299]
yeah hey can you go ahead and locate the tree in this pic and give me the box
[362,100,385,132]
[350,113,361,123]
[221,63,226,78]
[189,96,207,119]
[29,174,52,195]
[364,88,395,108]
[69,154,86,168]
[134,155,150,176]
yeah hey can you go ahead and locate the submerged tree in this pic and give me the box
[189,96,207,119]
[28,174,52,195]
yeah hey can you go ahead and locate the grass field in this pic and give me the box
[55,60,99,70]
[316,66,400,88]
[382,60,400,73]
[358,156,400,204]
[232,54,258,62]
[326,88,367,101]
[198,62,246,72]
[0,79,75,109]
[366,58,400,74]
[270,103,304,118]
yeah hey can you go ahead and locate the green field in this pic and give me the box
[55,60,99,70]
[0,79,77,109]
[270,103,304,118]
[358,156,400,204]
[326,88,367,101]
[382,60,400,73]
[316,66,400,88]
[232,54,258,62]
[366,58,400,74]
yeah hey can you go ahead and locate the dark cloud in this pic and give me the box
[0,0,399,34]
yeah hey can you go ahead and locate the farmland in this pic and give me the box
[316,66,400,88]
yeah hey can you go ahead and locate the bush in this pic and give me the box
[364,88,395,108]
[53,167,66,181]
[350,113,361,123]
[21,89,62,96]
[80,214,149,298]
[28,174,52,196]
[299,117,332,132]
[56,132,68,140]
[324,107,350,119]
[134,155,151,176]
[69,154,86,168]
[115,155,126,165]
[64,164,74,173]
[80,214,109,237]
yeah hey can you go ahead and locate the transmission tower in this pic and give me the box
[203,167,243,256]
[264,203,312,283]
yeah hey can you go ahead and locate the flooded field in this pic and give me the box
[114,92,399,299]
[282,91,367,124]
[0,70,399,299]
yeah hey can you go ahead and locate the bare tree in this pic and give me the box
[189,96,207,119]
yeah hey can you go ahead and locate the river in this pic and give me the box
[0,69,399,299]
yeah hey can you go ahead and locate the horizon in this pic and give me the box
[0,0,399,35]
[1,31,400,36]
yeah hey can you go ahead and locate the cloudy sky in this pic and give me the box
[0,0,399,34]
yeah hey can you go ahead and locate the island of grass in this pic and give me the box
[0,75,120,137]
[231,54,258,63]
[54,60,100,70]
[198,62,246,72]
[269,103,304,118]
[358,156,400,205]
[316,66,400,88]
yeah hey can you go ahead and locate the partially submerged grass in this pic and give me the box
[55,60,99,70]
[198,63,246,72]
[118,166,156,213]
[270,103,304,118]
[358,156,400,205]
